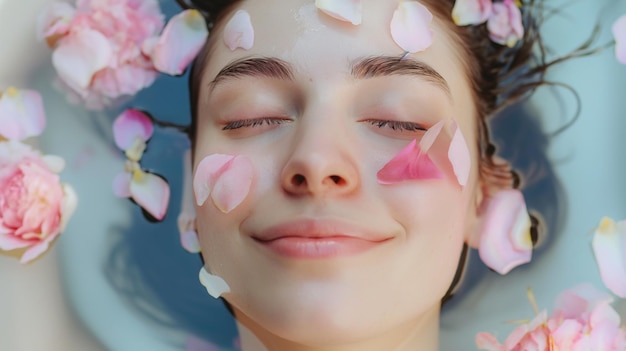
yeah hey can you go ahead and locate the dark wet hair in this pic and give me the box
[106,0,605,348]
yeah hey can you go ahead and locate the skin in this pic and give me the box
[193,1,485,350]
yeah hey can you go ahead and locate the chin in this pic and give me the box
[228,279,432,348]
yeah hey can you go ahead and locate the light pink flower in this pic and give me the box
[40,0,165,109]
[452,0,492,26]
[476,285,626,351]
[193,154,255,214]
[613,14,626,65]
[487,0,524,47]
[0,87,46,141]
[478,189,533,275]
[390,1,434,53]
[0,141,77,264]
[476,311,551,351]
[592,217,626,298]
[315,0,362,25]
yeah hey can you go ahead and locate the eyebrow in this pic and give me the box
[351,55,451,98]
[209,55,451,98]
[209,57,294,90]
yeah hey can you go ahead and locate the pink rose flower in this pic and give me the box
[0,141,77,264]
[39,0,165,109]
[476,285,626,351]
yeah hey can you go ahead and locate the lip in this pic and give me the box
[252,219,392,259]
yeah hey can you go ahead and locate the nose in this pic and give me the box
[280,123,360,197]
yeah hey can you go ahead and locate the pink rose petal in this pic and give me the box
[112,109,154,150]
[390,1,434,53]
[181,230,201,254]
[592,217,626,298]
[59,183,78,232]
[0,88,46,141]
[223,10,255,51]
[478,189,533,274]
[487,0,524,47]
[129,170,170,221]
[193,154,237,206]
[19,236,54,264]
[475,332,502,351]
[152,9,209,75]
[612,14,626,65]
[452,0,492,26]
[447,121,471,186]
[210,155,254,213]
[315,0,362,25]
[37,2,76,43]
[52,29,113,95]
[377,139,444,184]
[0,234,32,251]
[42,155,66,174]
[113,172,132,198]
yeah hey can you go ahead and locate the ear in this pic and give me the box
[464,156,536,275]
[179,148,201,254]
[465,156,518,249]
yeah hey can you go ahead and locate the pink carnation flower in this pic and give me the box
[476,284,626,351]
[0,141,77,264]
[39,0,165,109]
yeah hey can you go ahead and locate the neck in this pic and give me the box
[236,306,440,351]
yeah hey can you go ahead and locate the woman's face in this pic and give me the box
[194,0,479,346]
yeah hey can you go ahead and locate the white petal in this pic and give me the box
[315,0,362,25]
[199,266,230,299]
[223,10,255,51]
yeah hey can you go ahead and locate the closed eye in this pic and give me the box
[222,117,292,130]
[365,120,427,132]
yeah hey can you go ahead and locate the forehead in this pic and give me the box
[207,1,458,73]
[201,0,475,123]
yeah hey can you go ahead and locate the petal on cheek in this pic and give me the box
[211,156,254,213]
[390,1,433,53]
[199,266,230,299]
[193,154,255,213]
[223,10,254,51]
[193,154,237,207]
[478,189,533,275]
[592,217,626,298]
[315,0,362,25]
[377,139,444,184]
[448,121,471,186]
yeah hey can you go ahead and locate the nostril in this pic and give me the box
[292,174,306,186]
[330,175,345,185]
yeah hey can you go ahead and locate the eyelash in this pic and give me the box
[366,120,427,132]
[221,118,426,133]
[222,118,289,130]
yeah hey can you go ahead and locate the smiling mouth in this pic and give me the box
[254,236,387,259]
[251,218,392,259]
